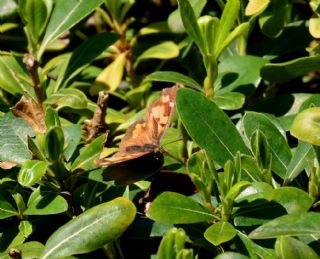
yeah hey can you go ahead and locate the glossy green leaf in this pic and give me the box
[93,52,126,93]
[215,252,250,259]
[177,0,205,51]
[214,0,240,56]
[249,212,320,239]
[213,92,245,110]
[204,221,236,246]
[177,88,250,166]
[19,0,52,48]
[168,0,206,34]
[24,188,68,215]
[148,71,202,91]
[38,0,104,58]
[245,0,270,16]
[44,126,64,161]
[60,32,119,88]
[275,236,319,259]
[261,56,320,83]
[284,141,314,184]
[45,107,61,129]
[146,192,217,224]
[0,55,34,96]
[272,187,313,214]
[63,124,82,162]
[300,94,320,111]
[44,88,88,110]
[41,197,136,258]
[71,134,105,171]
[134,41,179,68]
[235,182,274,204]
[291,107,320,145]
[216,55,267,95]
[18,160,47,187]
[0,112,34,164]
[243,112,292,178]
[259,0,288,38]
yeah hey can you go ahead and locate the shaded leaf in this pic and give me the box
[243,112,292,178]
[24,188,68,215]
[213,92,245,110]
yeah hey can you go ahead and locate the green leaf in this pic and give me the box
[215,252,250,259]
[63,124,82,162]
[275,236,319,259]
[0,55,34,96]
[291,107,320,146]
[0,112,34,164]
[272,187,314,214]
[41,197,136,258]
[146,192,217,224]
[176,88,250,167]
[60,32,120,89]
[134,41,179,68]
[44,126,64,161]
[44,88,88,110]
[259,0,288,38]
[168,0,206,34]
[19,0,52,48]
[148,71,202,91]
[0,0,18,21]
[284,141,314,184]
[38,0,104,58]
[6,241,44,259]
[261,56,320,83]
[215,0,240,56]
[213,92,245,110]
[71,134,105,171]
[249,212,320,239]
[18,160,48,187]
[177,0,205,52]
[92,52,126,93]
[204,221,236,246]
[309,17,320,38]
[24,188,68,215]
[216,55,267,95]
[243,112,292,178]
[237,232,276,259]
[245,0,270,16]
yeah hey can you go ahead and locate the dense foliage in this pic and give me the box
[1,0,320,258]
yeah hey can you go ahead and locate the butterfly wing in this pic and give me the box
[97,84,179,167]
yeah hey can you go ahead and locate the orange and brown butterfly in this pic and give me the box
[96,84,180,184]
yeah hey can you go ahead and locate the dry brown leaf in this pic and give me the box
[12,96,46,134]
[0,161,17,169]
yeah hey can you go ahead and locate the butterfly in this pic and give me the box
[97,84,179,184]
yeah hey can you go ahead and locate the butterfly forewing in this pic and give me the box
[97,84,179,168]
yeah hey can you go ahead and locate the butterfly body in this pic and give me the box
[97,85,179,184]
